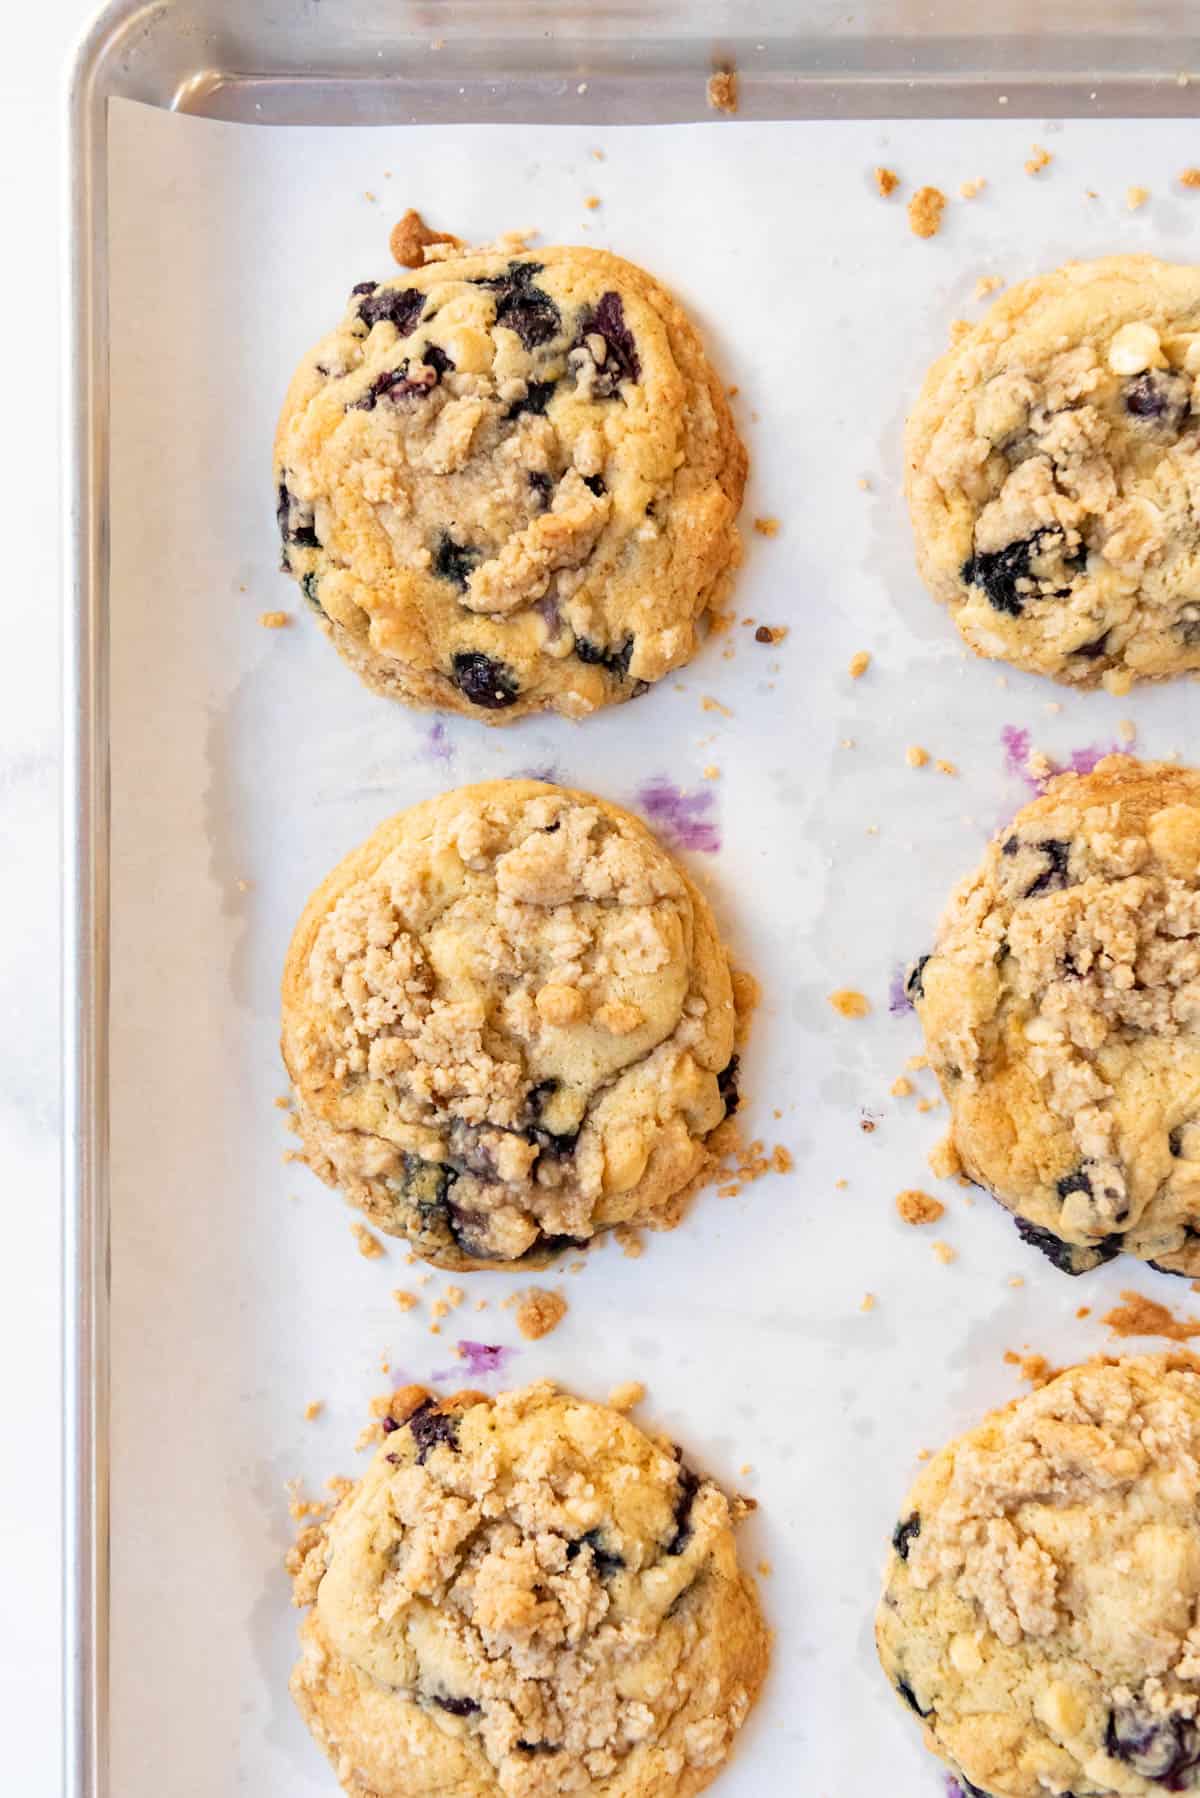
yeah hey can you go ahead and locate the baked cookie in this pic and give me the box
[281,780,741,1270]
[288,1380,768,1798]
[907,256,1200,686]
[274,237,745,720]
[877,1353,1200,1798]
[910,756,1200,1275]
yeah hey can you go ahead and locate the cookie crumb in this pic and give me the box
[1181,167,1200,188]
[1103,667,1134,697]
[259,610,290,629]
[948,318,972,345]
[351,1222,384,1259]
[897,1189,945,1226]
[932,1239,957,1265]
[304,1400,323,1422]
[1003,1349,1056,1386]
[514,1288,569,1340]
[907,1054,928,1071]
[1127,184,1150,210]
[935,759,958,776]
[907,186,946,238]
[583,194,601,210]
[756,1558,772,1576]
[1008,1275,1025,1288]
[891,1076,913,1098]
[701,694,733,716]
[905,744,930,769]
[1076,1305,1091,1318]
[1117,718,1136,745]
[835,1177,848,1190]
[1025,144,1052,175]
[1103,1290,1200,1341]
[772,1144,794,1174]
[389,207,461,268]
[607,1380,644,1412]
[973,274,1003,300]
[848,650,871,679]
[753,516,780,538]
[614,1225,644,1259]
[706,68,738,114]
[875,166,900,197]
[916,1096,940,1114]
[754,624,786,645]
[392,1289,417,1312]
[959,177,986,199]
[860,1291,877,1312]
[829,988,870,1018]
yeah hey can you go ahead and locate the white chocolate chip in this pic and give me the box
[1107,321,1165,376]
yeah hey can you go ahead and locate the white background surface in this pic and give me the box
[10,8,1200,1792]
[104,98,1200,1798]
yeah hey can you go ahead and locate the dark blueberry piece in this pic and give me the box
[357,286,425,335]
[1178,608,1200,647]
[567,1528,625,1578]
[576,290,641,395]
[527,470,553,507]
[351,280,377,296]
[1002,836,1018,856]
[906,955,931,1002]
[401,1152,458,1213]
[354,347,455,411]
[533,1233,590,1257]
[276,482,292,540]
[1025,838,1072,898]
[451,651,520,710]
[423,343,454,380]
[958,1779,993,1798]
[480,262,561,350]
[523,1082,582,1159]
[433,1694,480,1717]
[1171,1126,1186,1157]
[433,537,480,591]
[1107,1703,1200,1783]
[508,380,558,421]
[474,259,545,290]
[716,1055,740,1118]
[447,1121,498,1182]
[666,1465,701,1555]
[1147,1258,1191,1279]
[582,474,607,497]
[1073,632,1110,660]
[1056,1166,1093,1200]
[895,1677,931,1718]
[301,572,323,613]
[406,1398,461,1464]
[277,480,319,549]
[381,1414,400,1434]
[891,1513,921,1560]
[1123,369,1191,429]
[1013,1214,1121,1275]
[962,527,1069,618]
[574,635,634,680]
[516,1740,560,1755]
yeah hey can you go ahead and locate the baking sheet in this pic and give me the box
[106,99,1200,1796]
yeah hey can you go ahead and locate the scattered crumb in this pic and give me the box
[974,274,1003,300]
[1127,184,1150,210]
[1025,144,1052,175]
[351,1222,384,1259]
[935,759,958,777]
[707,68,738,114]
[835,1177,848,1190]
[896,1189,946,1226]
[1181,168,1200,188]
[514,1288,569,1340]
[848,650,871,679]
[756,1559,772,1576]
[1103,668,1134,697]
[916,1096,940,1114]
[1004,1349,1057,1386]
[584,194,601,210]
[875,166,900,197]
[860,1118,876,1134]
[702,765,720,781]
[907,1054,928,1071]
[1076,1305,1091,1319]
[754,624,787,645]
[906,744,930,769]
[259,610,290,629]
[753,516,781,538]
[608,1380,645,1412]
[591,148,605,161]
[738,1463,753,1477]
[392,1289,417,1312]
[948,318,972,345]
[929,1133,962,1178]
[390,206,461,268]
[614,1225,644,1259]
[363,191,377,203]
[1008,1276,1025,1288]
[959,177,986,200]
[908,186,946,238]
[916,1448,932,1462]
[772,1144,794,1174]
[304,1400,323,1422]
[860,1292,877,1313]
[891,1076,914,1098]
[701,694,733,716]
[858,475,872,491]
[1117,718,1136,745]
[1103,1291,1200,1341]
[829,988,870,1019]
[932,1239,957,1265]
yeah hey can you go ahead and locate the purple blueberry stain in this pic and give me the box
[636,777,720,854]
[1001,725,1126,796]
[436,1341,513,1381]
[889,968,915,1016]
[423,720,455,766]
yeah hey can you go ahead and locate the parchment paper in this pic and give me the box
[106,99,1200,1796]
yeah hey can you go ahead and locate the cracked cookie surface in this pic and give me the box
[907,257,1200,685]
[912,757,1200,1275]
[288,1380,767,1798]
[877,1354,1200,1798]
[274,239,745,721]
[281,780,739,1270]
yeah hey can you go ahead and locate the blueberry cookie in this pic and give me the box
[907,257,1200,685]
[877,1353,1200,1798]
[274,238,746,720]
[288,1380,768,1798]
[281,780,741,1270]
[911,756,1200,1275]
